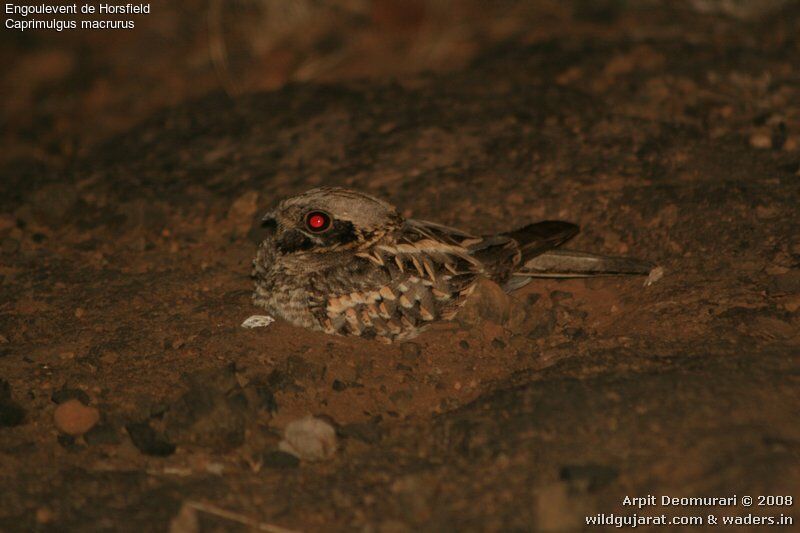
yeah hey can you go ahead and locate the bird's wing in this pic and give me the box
[501,221,579,262]
[306,220,489,341]
[402,218,524,283]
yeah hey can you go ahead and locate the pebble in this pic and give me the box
[35,507,54,524]
[644,266,665,286]
[749,132,772,149]
[279,416,337,461]
[241,315,275,328]
[53,399,100,436]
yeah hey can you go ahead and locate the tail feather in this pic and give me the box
[521,249,654,276]
[503,249,655,291]
[473,220,653,291]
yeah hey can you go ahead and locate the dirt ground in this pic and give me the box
[1,1,799,532]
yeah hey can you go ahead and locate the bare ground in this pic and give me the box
[1,3,799,532]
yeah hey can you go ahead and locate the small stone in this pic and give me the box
[35,507,54,524]
[749,132,772,149]
[279,416,337,461]
[53,399,100,436]
[241,315,275,328]
[784,296,800,313]
[644,266,665,287]
[74,307,85,318]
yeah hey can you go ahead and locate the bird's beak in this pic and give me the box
[261,210,277,229]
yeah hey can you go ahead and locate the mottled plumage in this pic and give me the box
[252,187,651,342]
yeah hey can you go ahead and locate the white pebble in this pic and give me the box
[241,315,275,328]
[644,266,665,287]
[279,416,337,461]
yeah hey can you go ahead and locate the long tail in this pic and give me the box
[504,249,654,291]
[498,220,655,291]
[520,249,654,277]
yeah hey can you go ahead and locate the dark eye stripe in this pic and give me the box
[328,220,357,245]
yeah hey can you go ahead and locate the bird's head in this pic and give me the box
[260,187,403,255]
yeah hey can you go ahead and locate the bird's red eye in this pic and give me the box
[305,211,331,232]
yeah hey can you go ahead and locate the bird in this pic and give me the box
[252,187,653,343]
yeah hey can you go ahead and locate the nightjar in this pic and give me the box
[252,187,652,343]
